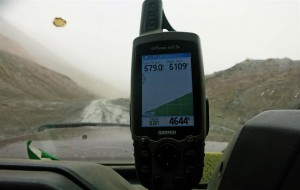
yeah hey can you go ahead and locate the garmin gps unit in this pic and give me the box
[131,0,208,190]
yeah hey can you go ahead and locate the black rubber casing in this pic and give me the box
[131,32,207,190]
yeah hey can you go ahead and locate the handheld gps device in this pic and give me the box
[131,0,208,189]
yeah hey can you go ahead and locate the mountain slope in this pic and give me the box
[0,36,97,139]
[0,50,94,139]
[0,19,124,98]
[206,58,300,141]
[0,50,95,101]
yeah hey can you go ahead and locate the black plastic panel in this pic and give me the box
[0,159,134,190]
[208,110,300,190]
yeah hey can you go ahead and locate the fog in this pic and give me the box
[1,0,299,97]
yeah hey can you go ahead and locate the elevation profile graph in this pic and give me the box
[144,93,193,117]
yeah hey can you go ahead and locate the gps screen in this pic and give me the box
[141,53,194,127]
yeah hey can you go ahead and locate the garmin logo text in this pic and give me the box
[158,130,176,135]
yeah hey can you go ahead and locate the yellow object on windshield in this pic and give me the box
[53,17,67,27]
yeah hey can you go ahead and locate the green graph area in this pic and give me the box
[147,93,194,116]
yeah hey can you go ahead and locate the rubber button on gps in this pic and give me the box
[185,165,196,175]
[155,143,180,169]
[153,175,163,186]
[173,176,184,186]
[140,150,150,158]
[141,165,151,174]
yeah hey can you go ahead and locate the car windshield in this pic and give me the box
[0,0,299,169]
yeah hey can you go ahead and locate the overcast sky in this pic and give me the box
[1,0,299,97]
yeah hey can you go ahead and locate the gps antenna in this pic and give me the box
[139,0,175,36]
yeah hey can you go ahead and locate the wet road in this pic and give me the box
[80,99,130,124]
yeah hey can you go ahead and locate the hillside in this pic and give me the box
[206,58,300,141]
[0,19,124,98]
[0,50,96,101]
[0,36,97,139]
[0,34,33,61]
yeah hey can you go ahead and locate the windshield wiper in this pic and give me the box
[37,122,130,132]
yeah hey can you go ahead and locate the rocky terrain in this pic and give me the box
[0,50,95,101]
[206,58,300,141]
